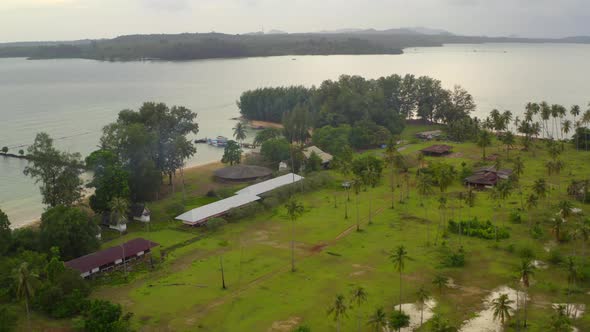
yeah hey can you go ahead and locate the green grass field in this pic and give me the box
[30,126,590,331]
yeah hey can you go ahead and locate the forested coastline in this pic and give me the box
[1,32,589,61]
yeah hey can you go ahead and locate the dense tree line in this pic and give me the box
[239,75,476,138]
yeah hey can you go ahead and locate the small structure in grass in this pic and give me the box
[303,146,333,168]
[416,130,442,140]
[464,166,513,188]
[214,164,273,183]
[131,203,151,223]
[420,144,453,157]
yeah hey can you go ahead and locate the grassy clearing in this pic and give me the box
[30,125,590,331]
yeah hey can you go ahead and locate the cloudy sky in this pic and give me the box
[1,0,589,42]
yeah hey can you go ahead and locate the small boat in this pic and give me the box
[195,138,207,144]
[207,136,228,147]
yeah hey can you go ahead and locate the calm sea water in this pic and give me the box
[1,43,589,227]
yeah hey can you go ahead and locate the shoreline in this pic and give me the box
[14,160,225,230]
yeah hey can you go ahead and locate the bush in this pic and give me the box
[206,218,227,231]
[165,202,185,217]
[547,249,564,265]
[518,245,536,260]
[0,305,17,332]
[214,187,236,199]
[226,203,264,222]
[440,246,466,268]
[530,222,544,239]
[509,211,522,224]
[448,218,510,240]
[82,300,132,332]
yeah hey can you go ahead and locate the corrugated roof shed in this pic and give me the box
[303,146,333,164]
[65,238,158,275]
[176,194,261,225]
[236,173,304,196]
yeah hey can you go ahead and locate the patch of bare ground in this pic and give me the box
[267,317,302,332]
[446,152,464,158]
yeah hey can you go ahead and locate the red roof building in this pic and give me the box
[65,238,159,278]
[464,166,513,188]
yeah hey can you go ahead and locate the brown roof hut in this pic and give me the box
[214,165,273,183]
[65,238,159,278]
[464,166,513,188]
[420,144,453,156]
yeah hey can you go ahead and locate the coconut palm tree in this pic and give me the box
[525,194,539,227]
[350,286,368,332]
[432,274,448,295]
[285,199,304,272]
[384,138,398,209]
[353,178,362,231]
[416,173,434,207]
[367,307,387,332]
[549,304,573,331]
[232,122,247,146]
[109,197,129,232]
[513,156,525,178]
[532,178,548,200]
[477,130,492,160]
[518,259,535,328]
[551,217,565,242]
[415,285,430,326]
[562,119,572,139]
[327,294,348,332]
[14,262,37,331]
[430,314,457,332]
[540,101,551,139]
[491,293,514,325]
[571,105,581,147]
[390,245,410,312]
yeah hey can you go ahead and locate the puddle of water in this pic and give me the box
[392,299,437,332]
[460,286,526,332]
[552,303,586,319]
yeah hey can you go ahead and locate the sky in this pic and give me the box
[1,0,590,42]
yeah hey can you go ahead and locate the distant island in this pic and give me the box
[0,28,589,61]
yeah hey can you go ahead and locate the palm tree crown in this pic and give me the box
[491,293,514,325]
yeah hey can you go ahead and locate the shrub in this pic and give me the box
[518,245,536,260]
[530,222,544,239]
[206,218,227,231]
[440,246,466,268]
[165,202,185,217]
[226,203,264,222]
[215,187,236,199]
[448,218,510,240]
[509,211,522,224]
[547,249,564,265]
[0,305,17,332]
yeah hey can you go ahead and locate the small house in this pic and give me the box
[464,166,513,188]
[131,204,151,223]
[420,145,453,157]
[303,146,333,168]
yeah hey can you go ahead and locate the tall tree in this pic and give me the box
[39,206,99,260]
[415,285,430,326]
[571,105,581,150]
[285,199,304,272]
[23,132,84,207]
[491,293,514,326]
[109,197,130,232]
[327,294,348,332]
[232,122,247,146]
[0,209,11,255]
[86,149,130,214]
[221,140,242,165]
[367,307,387,332]
[390,245,410,312]
[350,286,368,332]
[14,262,37,331]
[477,130,492,160]
[518,259,535,329]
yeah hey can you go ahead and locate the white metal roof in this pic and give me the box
[175,194,261,225]
[236,173,304,196]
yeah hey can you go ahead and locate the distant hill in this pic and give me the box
[0,30,588,61]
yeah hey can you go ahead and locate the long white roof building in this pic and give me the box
[176,173,304,226]
[236,173,304,196]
